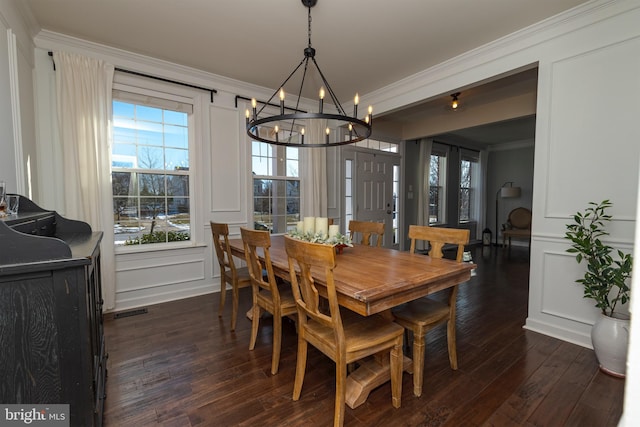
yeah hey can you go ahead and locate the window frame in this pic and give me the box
[429,146,448,225]
[250,136,300,234]
[111,75,199,253]
[459,148,480,224]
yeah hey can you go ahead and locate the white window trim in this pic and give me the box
[112,72,203,253]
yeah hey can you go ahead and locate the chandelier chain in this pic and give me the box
[308,5,312,49]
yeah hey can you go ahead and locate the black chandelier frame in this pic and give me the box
[246,0,372,148]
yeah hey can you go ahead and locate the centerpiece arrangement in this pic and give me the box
[287,216,353,253]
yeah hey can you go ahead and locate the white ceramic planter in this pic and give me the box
[591,313,630,377]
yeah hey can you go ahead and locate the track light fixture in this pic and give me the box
[451,92,461,110]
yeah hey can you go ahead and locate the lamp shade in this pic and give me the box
[501,186,521,198]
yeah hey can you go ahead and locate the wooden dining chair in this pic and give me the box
[211,222,252,331]
[284,235,403,427]
[348,220,384,247]
[392,225,470,397]
[241,227,297,375]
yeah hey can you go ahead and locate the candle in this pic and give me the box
[319,88,325,113]
[329,224,340,238]
[279,88,285,114]
[348,123,353,140]
[296,221,304,232]
[354,93,359,116]
[251,98,257,120]
[303,217,316,234]
[368,105,373,123]
[245,109,250,125]
[301,128,305,144]
[325,127,330,144]
[315,217,329,238]
[274,125,279,142]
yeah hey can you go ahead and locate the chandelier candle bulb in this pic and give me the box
[325,127,330,144]
[368,105,373,123]
[301,128,305,144]
[274,125,279,142]
[245,109,250,125]
[354,93,359,116]
[315,217,329,238]
[303,217,316,234]
[251,98,257,120]
[319,87,325,113]
[279,88,285,114]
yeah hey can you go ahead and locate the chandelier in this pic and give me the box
[245,0,372,148]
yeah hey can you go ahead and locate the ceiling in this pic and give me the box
[22,0,589,144]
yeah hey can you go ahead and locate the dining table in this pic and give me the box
[228,235,475,408]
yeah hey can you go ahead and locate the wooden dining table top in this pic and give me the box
[228,235,475,317]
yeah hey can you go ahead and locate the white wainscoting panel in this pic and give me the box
[114,245,213,311]
[544,37,640,221]
[210,105,243,213]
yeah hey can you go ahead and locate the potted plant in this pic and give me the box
[565,200,632,377]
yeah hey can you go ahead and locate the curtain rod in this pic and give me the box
[235,95,306,113]
[432,139,481,153]
[48,51,217,103]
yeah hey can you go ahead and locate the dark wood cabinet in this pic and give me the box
[0,195,106,427]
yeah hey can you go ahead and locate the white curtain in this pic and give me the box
[416,138,433,250]
[54,51,116,310]
[301,119,328,217]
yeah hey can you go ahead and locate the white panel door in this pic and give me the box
[355,151,397,248]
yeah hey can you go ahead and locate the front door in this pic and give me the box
[353,151,399,249]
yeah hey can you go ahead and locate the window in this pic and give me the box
[459,149,479,223]
[459,159,472,222]
[252,139,300,233]
[111,96,192,246]
[345,159,353,226]
[392,165,400,244]
[429,149,447,224]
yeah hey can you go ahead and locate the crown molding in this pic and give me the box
[33,29,314,108]
[365,0,630,115]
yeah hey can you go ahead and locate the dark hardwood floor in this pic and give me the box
[103,245,625,426]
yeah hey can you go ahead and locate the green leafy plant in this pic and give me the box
[565,200,632,316]
[287,229,353,247]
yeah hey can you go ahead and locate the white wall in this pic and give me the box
[0,0,35,197]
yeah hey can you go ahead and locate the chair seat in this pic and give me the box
[304,314,404,361]
[256,285,297,312]
[392,298,450,328]
[503,229,530,238]
[224,266,252,287]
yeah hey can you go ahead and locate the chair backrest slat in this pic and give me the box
[211,222,236,273]
[348,220,384,247]
[408,225,470,262]
[284,236,343,336]
[241,227,280,302]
